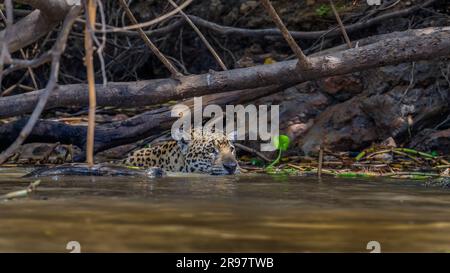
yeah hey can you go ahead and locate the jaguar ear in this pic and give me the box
[226,130,238,142]
[172,129,191,154]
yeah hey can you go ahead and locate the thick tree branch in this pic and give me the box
[0,27,448,119]
[13,0,78,18]
[0,0,79,53]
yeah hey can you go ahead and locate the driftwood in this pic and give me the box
[24,163,165,178]
[0,26,449,118]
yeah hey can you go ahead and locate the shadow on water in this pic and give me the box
[1,168,450,252]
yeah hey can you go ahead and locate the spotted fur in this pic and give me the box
[123,129,239,175]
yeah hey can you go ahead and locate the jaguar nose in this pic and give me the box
[223,161,237,174]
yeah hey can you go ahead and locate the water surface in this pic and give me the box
[1,168,449,252]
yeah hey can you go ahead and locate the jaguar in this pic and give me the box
[123,129,239,175]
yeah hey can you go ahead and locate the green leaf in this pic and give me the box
[264,166,277,174]
[315,4,331,17]
[250,158,264,167]
[273,135,290,152]
[354,151,366,161]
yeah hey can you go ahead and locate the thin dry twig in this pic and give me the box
[20,50,39,89]
[84,0,97,167]
[0,0,13,88]
[1,51,52,77]
[118,0,181,77]
[0,6,81,164]
[259,0,310,69]
[93,0,107,85]
[0,180,41,201]
[168,0,227,71]
[164,0,437,41]
[234,143,271,162]
[329,0,352,48]
[104,0,193,33]
[318,145,324,178]
[0,9,38,90]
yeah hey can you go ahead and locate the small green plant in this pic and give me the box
[266,134,290,170]
[250,158,264,167]
[315,4,331,17]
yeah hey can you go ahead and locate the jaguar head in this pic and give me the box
[175,129,239,175]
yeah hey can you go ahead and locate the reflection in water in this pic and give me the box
[0,168,450,252]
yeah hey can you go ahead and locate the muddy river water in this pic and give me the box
[0,168,450,252]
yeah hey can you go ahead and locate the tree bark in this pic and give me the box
[0,27,448,118]
[0,0,78,53]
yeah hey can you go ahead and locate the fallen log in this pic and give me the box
[0,26,449,118]
[0,85,283,158]
[185,0,437,40]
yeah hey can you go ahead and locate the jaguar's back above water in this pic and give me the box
[122,130,239,175]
